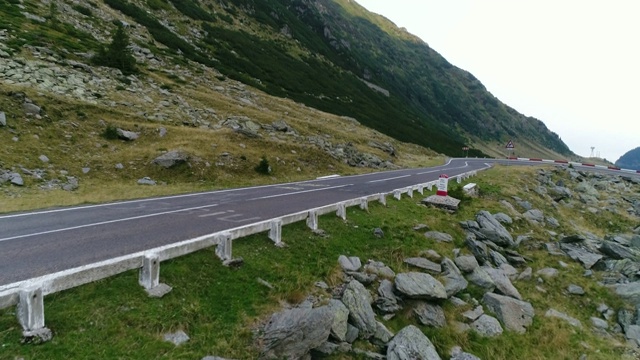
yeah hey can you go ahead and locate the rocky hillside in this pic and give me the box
[616,147,640,170]
[0,0,572,158]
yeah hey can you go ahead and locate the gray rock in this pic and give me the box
[387,325,441,360]
[461,306,484,323]
[475,211,514,247]
[563,245,603,269]
[465,235,489,265]
[414,302,446,327]
[345,324,359,343]
[517,267,532,281]
[467,267,495,291]
[499,263,518,281]
[116,128,139,141]
[493,212,513,224]
[590,317,608,329]
[115,163,124,169]
[441,258,468,297]
[615,282,640,306]
[523,209,544,223]
[137,177,156,186]
[517,200,532,210]
[376,279,402,313]
[395,272,447,300]
[545,308,582,328]
[158,127,167,137]
[311,341,351,356]
[454,255,479,273]
[471,314,503,337]
[567,284,585,295]
[261,306,332,359]
[82,167,91,174]
[372,321,394,346]
[364,260,395,279]
[489,250,508,267]
[560,234,586,243]
[348,271,377,285]
[9,172,24,186]
[373,227,384,238]
[483,293,535,334]
[23,102,41,115]
[202,356,236,360]
[450,349,481,360]
[164,330,190,345]
[600,241,636,260]
[404,257,441,274]
[424,231,453,243]
[152,150,189,168]
[485,267,522,300]
[341,280,377,338]
[0,111,5,126]
[338,255,362,272]
[536,267,559,278]
[545,217,560,228]
[327,299,349,342]
[625,325,640,343]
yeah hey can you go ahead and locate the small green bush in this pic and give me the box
[254,156,271,175]
[72,5,93,17]
[102,124,119,140]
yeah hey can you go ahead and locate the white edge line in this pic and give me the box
[250,184,353,200]
[0,204,219,243]
[367,175,411,183]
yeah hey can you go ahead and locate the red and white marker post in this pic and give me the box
[436,174,449,196]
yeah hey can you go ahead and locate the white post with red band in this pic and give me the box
[436,174,449,196]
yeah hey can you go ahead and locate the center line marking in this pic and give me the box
[249,184,353,200]
[367,175,410,183]
[0,204,219,243]
[198,211,229,218]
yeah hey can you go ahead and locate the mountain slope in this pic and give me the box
[0,0,572,164]
[616,147,640,170]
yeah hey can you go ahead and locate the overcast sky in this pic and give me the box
[356,0,640,162]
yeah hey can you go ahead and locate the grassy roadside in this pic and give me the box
[0,165,636,359]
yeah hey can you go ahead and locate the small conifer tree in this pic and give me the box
[93,24,137,75]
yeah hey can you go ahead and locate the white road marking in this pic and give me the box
[249,184,353,200]
[218,214,261,223]
[367,175,411,183]
[198,211,230,218]
[0,204,219,243]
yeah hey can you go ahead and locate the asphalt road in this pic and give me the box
[1,158,638,287]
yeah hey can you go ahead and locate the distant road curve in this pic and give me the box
[1,158,638,286]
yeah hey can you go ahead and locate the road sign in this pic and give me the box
[436,174,449,196]
[505,140,515,149]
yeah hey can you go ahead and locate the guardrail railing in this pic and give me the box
[1,168,481,339]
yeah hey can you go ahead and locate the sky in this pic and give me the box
[355,0,640,162]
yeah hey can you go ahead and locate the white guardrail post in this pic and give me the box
[138,254,160,290]
[359,197,369,211]
[268,219,283,246]
[306,210,318,230]
[336,203,347,220]
[18,287,46,333]
[215,233,232,261]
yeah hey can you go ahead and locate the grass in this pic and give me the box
[1,166,637,359]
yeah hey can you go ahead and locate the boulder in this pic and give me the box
[471,314,503,337]
[563,245,603,269]
[615,282,640,306]
[493,212,513,224]
[0,111,5,126]
[364,260,395,279]
[395,272,447,300]
[23,102,41,115]
[523,209,544,223]
[341,280,377,338]
[464,234,489,265]
[327,299,349,342]
[338,255,362,272]
[386,325,441,360]
[462,306,484,322]
[450,347,481,360]
[152,150,189,168]
[404,257,441,274]
[600,241,636,260]
[475,211,514,247]
[414,302,446,328]
[454,255,479,273]
[372,321,394,346]
[467,267,496,291]
[9,172,24,186]
[137,177,156,186]
[116,128,139,141]
[441,258,468,297]
[376,279,402,313]
[260,306,333,359]
[567,284,585,295]
[485,267,522,300]
[483,293,534,334]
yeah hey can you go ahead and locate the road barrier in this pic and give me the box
[0,168,482,336]
[508,157,640,174]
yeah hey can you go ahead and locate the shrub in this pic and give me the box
[72,5,93,17]
[102,124,119,140]
[254,156,271,175]
[92,24,137,75]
